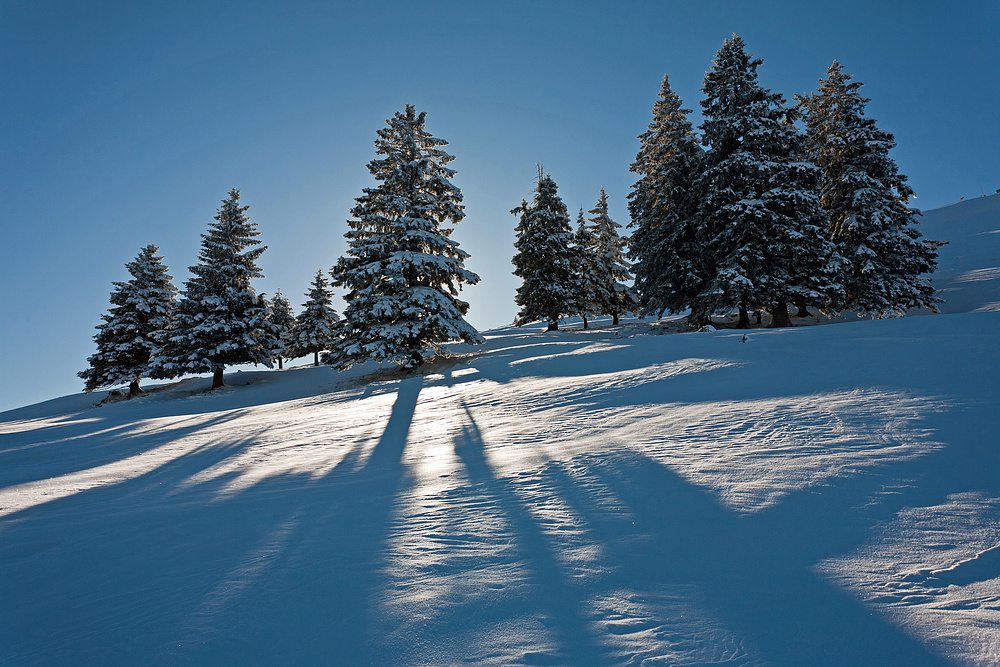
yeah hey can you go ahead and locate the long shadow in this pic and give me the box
[451,403,610,666]
[0,410,248,491]
[566,449,953,666]
[3,315,994,664]
[165,376,425,666]
[0,365,344,437]
[0,424,301,665]
[0,378,425,666]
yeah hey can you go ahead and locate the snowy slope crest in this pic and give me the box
[919,193,1000,314]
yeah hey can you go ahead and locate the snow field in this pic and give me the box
[3,193,999,666]
[3,307,999,665]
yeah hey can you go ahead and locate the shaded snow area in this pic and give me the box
[918,193,1000,315]
[1,310,997,666]
[3,196,998,666]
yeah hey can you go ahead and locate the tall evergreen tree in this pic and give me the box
[628,75,707,321]
[79,244,177,396]
[511,172,579,331]
[290,270,340,367]
[797,61,941,316]
[267,290,296,369]
[331,105,483,369]
[697,34,843,328]
[588,188,636,325]
[151,188,272,388]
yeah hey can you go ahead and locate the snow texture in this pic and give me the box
[2,196,999,665]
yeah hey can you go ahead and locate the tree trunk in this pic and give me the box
[277,357,284,370]
[547,320,559,331]
[612,312,620,326]
[689,309,709,328]
[128,379,141,396]
[581,315,588,330]
[769,302,793,328]
[313,350,320,367]
[795,303,812,318]
[755,310,762,326]
[212,367,225,389]
[736,300,751,329]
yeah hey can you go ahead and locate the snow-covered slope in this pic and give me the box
[2,197,999,666]
[918,193,1000,314]
[2,308,999,666]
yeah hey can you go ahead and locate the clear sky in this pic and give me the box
[2,0,997,412]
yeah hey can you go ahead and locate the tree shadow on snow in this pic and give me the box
[451,402,610,666]
[3,342,996,666]
[429,402,977,666]
[0,377,426,667]
[571,450,953,666]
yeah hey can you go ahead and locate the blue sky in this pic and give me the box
[2,0,997,411]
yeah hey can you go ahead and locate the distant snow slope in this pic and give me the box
[918,193,1000,314]
[2,197,999,666]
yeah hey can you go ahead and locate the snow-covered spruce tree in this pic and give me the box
[573,208,599,330]
[254,293,290,372]
[79,244,177,396]
[627,75,706,322]
[696,34,843,328]
[588,188,637,325]
[150,188,272,388]
[267,290,296,369]
[796,61,941,316]
[330,105,483,370]
[290,270,340,367]
[511,173,579,331]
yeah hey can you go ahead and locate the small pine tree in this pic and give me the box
[79,244,177,396]
[696,34,843,328]
[253,293,291,371]
[588,188,636,325]
[628,75,707,322]
[290,270,340,367]
[267,290,296,369]
[331,105,483,369]
[797,61,942,316]
[151,188,272,388]
[573,208,599,329]
[511,172,579,331]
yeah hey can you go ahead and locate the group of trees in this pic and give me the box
[79,190,341,394]
[628,34,940,327]
[81,35,943,395]
[81,106,482,395]
[512,175,636,331]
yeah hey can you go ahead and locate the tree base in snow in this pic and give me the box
[736,304,751,329]
[769,303,793,328]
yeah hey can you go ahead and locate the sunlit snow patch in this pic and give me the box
[619,389,946,513]
[820,492,1000,666]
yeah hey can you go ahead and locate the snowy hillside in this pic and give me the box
[919,193,1000,314]
[2,196,999,666]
